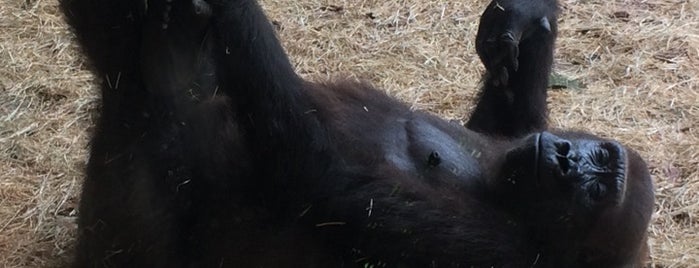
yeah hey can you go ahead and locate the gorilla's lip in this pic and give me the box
[533,132,542,183]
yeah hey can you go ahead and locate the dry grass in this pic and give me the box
[0,0,696,267]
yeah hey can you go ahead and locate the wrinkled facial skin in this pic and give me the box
[538,131,628,208]
[500,131,639,217]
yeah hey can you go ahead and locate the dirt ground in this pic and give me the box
[0,0,697,267]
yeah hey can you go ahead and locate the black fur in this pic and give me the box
[61,0,654,267]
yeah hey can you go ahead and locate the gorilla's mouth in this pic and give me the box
[533,132,542,182]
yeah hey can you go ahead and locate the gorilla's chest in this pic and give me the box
[334,113,486,189]
[400,117,485,187]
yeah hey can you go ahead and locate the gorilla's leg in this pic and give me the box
[207,0,328,209]
[140,0,213,98]
[60,0,148,125]
[466,0,558,137]
[61,1,151,266]
[63,0,217,266]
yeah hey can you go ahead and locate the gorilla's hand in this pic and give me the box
[475,0,555,86]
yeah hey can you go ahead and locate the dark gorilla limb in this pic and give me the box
[207,0,329,210]
[63,0,329,266]
[467,0,558,137]
[62,0,242,266]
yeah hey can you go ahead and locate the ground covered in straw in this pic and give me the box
[0,0,697,267]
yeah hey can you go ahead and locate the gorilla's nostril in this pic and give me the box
[553,140,572,175]
[557,154,570,174]
[554,140,571,156]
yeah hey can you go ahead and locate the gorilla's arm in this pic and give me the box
[208,0,328,200]
[466,0,558,137]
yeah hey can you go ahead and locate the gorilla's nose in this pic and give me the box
[540,132,576,177]
[554,139,573,175]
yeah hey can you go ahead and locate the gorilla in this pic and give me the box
[61,0,655,267]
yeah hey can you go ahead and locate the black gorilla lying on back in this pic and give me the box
[61,0,655,267]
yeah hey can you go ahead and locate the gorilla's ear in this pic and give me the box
[581,147,654,266]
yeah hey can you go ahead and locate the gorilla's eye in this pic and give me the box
[589,181,608,199]
[591,148,610,167]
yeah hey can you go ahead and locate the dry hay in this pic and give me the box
[0,0,696,267]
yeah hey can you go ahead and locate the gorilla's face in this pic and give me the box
[500,131,645,217]
[538,131,628,207]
